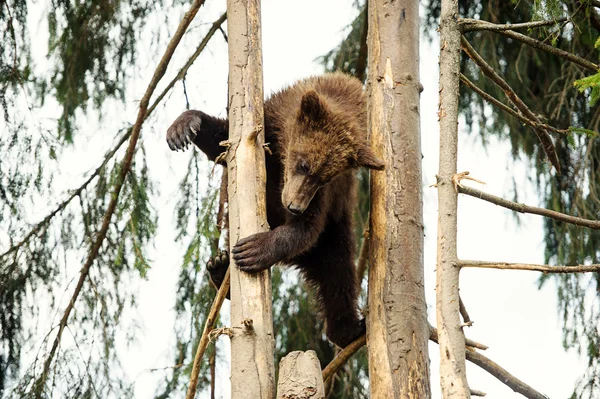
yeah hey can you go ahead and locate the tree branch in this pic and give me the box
[1,12,226,261]
[457,184,600,229]
[461,37,561,173]
[460,260,600,273]
[34,1,207,395]
[460,17,567,32]
[494,29,599,72]
[322,334,367,383]
[186,269,230,399]
[465,350,548,399]
[459,74,569,135]
[321,327,490,387]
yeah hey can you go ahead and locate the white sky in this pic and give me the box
[13,0,590,398]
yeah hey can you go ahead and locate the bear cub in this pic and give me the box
[166,73,384,347]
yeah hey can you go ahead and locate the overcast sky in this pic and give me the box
[19,0,589,398]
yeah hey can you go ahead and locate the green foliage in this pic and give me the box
[574,72,600,106]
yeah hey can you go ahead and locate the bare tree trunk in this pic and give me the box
[436,0,470,397]
[226,1,275,398]
[366,0,431,397]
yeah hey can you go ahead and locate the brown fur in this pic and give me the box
[166,73,384,347]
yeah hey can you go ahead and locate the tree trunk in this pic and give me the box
[366,0,431,397]
[226,1,275,398]
[436,0,471,397]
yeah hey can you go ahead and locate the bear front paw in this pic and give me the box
[166,110,202,151]
[231,232,277,272]
[207,250,230,295]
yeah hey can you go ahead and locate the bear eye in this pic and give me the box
[296,160,310,175]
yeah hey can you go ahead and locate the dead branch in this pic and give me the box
[33,1,208,395]
[1,12,226,261]
[187,268,231,399]
[459,74,569,135]
[429,325,488,351]
[461,37,561,173]
[466,350,548,399]
[470,389,487,397]
[460,260,600,273]
[322,334,367,383]
[459,295,471,324]
[321,326,489,385]
[457,184,600,229]
[460,17,567,32]
[494,29,599,72]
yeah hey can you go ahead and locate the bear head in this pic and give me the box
[282,90,385,215]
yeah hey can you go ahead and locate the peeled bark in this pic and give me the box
[366,0,431,397]
[436,0,470,397]
[226,0,275,398]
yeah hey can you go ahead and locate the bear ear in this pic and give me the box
[357,145,385,170]
[299,90,328,123]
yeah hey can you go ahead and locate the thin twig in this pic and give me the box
[186,269,231,399]
[460,260,600,273]
[1,12,227,260]
[33,1,208,395]
[466,350,548,399]
[494,29,599,72]
[458,295,471,324]
[322,334,367,383]
[461,36,561,172]
[458,184,600,229]
[460,17,567,32]
[460,74,569,135]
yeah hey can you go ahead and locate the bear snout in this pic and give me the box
[287,203,304,215]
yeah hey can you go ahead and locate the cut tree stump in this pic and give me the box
[276,351,324,399]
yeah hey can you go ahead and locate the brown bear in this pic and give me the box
[166,72,384,347]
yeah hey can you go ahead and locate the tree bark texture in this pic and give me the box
[276,351,324,399]
[226,1,275,398]
[436,0,470,397]
[366,0,431,397]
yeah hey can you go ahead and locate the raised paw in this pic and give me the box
[166,110,202,151]
[327,318,366,348]
[207,250,230,294]
[231,232,277,272]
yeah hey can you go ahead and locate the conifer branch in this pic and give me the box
[461,37,561,172]
[460,260,600,273]
[494,30,599,72]
[186,269,231,399]
[460,17,567,32]
[2,13,226,261]
[33,1,207,395]
[457,185,600,229]
[459,74,569,135]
